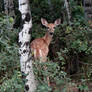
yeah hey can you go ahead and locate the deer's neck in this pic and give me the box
[43,32,53,46]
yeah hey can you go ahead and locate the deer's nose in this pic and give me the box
[49,32,54,35]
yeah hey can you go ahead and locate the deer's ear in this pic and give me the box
[41,18,48,27]
[54,18,61,27]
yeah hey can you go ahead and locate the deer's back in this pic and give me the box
[31,38,49,59]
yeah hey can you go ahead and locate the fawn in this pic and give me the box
[31,18,61,61]
[31,18,61,85]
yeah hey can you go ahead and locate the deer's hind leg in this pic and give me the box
[41,57,50,86]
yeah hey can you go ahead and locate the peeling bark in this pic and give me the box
[18,0,36,92]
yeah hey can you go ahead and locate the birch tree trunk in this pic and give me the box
[64,0,71,25]
[18,0,36,92]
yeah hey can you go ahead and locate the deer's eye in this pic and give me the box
[47,27,50,30]
[53,27,56,29]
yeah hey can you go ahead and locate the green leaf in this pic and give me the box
[9,17,14,23]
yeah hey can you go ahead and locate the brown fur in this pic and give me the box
[31,18,61,61]
[30,18,61,86]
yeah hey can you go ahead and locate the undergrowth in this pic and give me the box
[0,0,92,92]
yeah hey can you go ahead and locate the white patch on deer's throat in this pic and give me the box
[39,50,42,57]
[34,49,36,58]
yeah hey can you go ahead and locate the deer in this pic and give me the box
[30,18,61,86]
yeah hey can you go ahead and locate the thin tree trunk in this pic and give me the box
[18,0,37,92]
[48,0,53,11]
[4,0,15,17]
[48,0,54,18]
[64,0,71,25]
[83,0,88,20]
[83,0,92,20]
[0,0,4,12]
[4,0,8,14]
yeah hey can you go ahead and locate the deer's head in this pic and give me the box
[41,18,61,36]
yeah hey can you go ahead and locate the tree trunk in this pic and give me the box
[48,0,53,11]
[48,0,54,18]
[0,0,4,12]
[83,0,92,20]
[18,0,37,92]
[4,0,15,17]
[64,0,71,25]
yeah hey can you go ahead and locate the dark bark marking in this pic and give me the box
[22,32,23,37]
[21,13,31,29]
[28,30,31,34]
[25,13,30,22]
[20,3,26,6]
[20,24,23,30]
[25,85,29,91]
[25,59,31,70]
[21,71,27,84]
[19,49,22,52]
[27,65,31,68]
[25,42,30,46]
[16,35,19,44]
[18,53,21,57]
[18,42,22,47]
[21,71,25,74]
[20,20,25,30]
[28,28,32,34]
[23,50,27,53]
[22,19,25,25]
[21,72,26,79]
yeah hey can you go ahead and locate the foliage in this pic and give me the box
[0,0,92,92]
[0,14,23,92]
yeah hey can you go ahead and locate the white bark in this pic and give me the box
[18,0,36,92]
[64,0,71,25]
